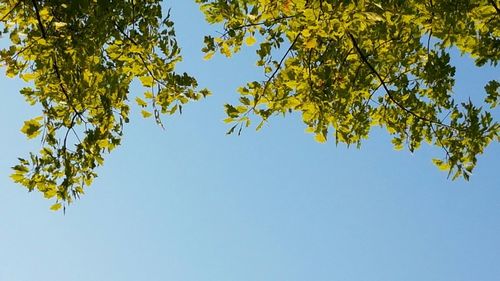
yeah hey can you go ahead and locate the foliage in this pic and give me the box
[1,0,209,210]
[197,0,499,179]
[1,0,499,209]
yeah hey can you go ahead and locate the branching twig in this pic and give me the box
[347,32,459,131]
[31,0,85,122]
[0,0,22,22]
[488,0,500,14]
[255,31,302,106]
[221,14,299,37]
[114,23,168,89]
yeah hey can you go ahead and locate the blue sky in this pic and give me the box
[1,2,499,281]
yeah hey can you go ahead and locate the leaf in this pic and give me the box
[50,203,62,211]
[314,133,327,143]
[139,76,154,87]
[44,189,57,199]
[135,97,148,107]
[220,43,232,57]
[245,36,257,46]
[20,72,37,82]
[224,104,240,118]
[54,22,67,29]
[97,139,109,148]
[255,120,265,131]
[21,117,43,139]
[305,38,317,49]
[10,173,25,183]
[141,110,153,118]
[226,124,237,135]
[484,80,499,108]
[203,51,215,60]
[432,159,450,171]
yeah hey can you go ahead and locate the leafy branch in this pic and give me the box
[221,14,299,38]
[0,0,22,22]
[31,0,85,121]
[347,32,459,132]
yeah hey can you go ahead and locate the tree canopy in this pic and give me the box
[1,0,499,209]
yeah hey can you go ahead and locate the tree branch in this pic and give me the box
[221,14,299,37]
[347,32,459,131]
[255,31,302,107]
[113,23,168,89]
[488,0,500,14]
[0,0,22,22]
[31,0,85,121]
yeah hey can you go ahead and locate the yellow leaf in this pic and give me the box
[203,51,215,60]
[39,8,50,19]
[10,32,20,44]
[6,68,16,78]
[50,203,62,211]
[314,133,327,143]
[97,139,109,148]
[305,38,317,49]
[221,43,232,57]
[245,36,257,46]
[304,9,315,20]
[432,159,450,171]
[10,173,25,183]
[21,117,43,139]
[44,189,57,199]
[54,22,67,29]
[139,76,154,87]
[141,110,152,118]
[135,97,148,107]
[20,72,37,82]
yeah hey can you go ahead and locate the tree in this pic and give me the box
[1,0,498,209]
[1,0,209,210]
[198,0,499,176]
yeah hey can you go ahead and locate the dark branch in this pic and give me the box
[488,0,500,14]
[31,0,85,121]
[347,32,459,131]
[255,31,302,107]
[114,24,168,89]
[0,0,22,22]
[221,14,299,37]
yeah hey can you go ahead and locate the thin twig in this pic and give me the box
[254,31,302,107]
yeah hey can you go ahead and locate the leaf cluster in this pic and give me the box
[198,0,499,180]
[1,0,499,210]
[2,0,209,209]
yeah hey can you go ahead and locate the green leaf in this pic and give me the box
[21,117,43,139]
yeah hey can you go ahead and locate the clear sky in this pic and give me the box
[1,2,499,281]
